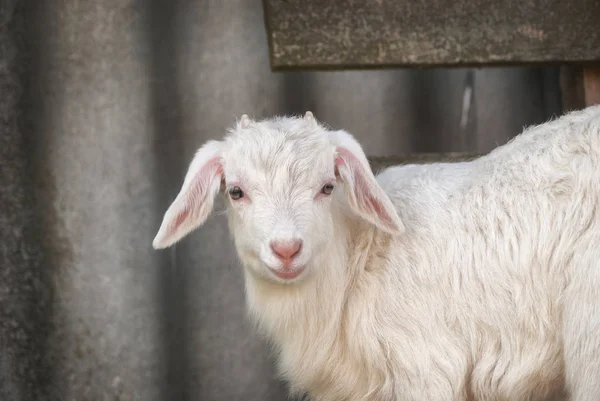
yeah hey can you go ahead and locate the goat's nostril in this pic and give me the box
[270,239,302,260]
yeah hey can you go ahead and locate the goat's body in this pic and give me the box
[244,106,600,400]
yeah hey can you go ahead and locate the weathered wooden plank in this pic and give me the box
[584,68,600,106]
[560,66,600,111]
[368,153,481,172]
[263,0,600,70]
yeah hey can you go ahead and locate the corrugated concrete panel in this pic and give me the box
[24,1,169,400]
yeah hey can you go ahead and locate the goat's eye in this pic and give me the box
[321,183,335,196]
[229,186,244,200]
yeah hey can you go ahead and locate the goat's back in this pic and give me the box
[368,106,600,400]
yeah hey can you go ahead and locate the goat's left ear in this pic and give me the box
[153,140,224,249]
[329,130,405,235]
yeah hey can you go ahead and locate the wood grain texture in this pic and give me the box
[263,0,600,70]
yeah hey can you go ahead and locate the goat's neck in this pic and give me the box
[243,212,395,398]
[243,210,385,349]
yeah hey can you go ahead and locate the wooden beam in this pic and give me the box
[263,0,600,70]
[560,66,600,111]
[584,68,600,106]
[368,153,481,172]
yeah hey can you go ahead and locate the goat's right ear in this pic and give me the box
[152,140,223,249]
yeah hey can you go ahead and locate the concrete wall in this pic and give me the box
[0,0,561,400]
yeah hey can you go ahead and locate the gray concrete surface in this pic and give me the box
[0,0,561,400]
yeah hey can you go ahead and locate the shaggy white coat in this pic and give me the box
[154,106,600,401]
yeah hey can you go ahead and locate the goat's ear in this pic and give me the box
[329,130,405,235]
[153,140,224,249]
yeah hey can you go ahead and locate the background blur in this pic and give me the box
[1,1,562,400]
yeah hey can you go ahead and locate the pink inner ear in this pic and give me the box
[166,158,222,237]
[173,209,189,229]
[336,149,397,230]
[353,167,391,224]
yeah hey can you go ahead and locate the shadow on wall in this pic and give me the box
[0,0,562,401]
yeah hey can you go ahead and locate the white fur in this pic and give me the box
[154,106,600,401]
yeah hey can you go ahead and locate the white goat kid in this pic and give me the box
[153,106,600,401]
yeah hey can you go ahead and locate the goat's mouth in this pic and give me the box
[267,265,307,281]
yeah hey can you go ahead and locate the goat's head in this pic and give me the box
[153,112,404,283]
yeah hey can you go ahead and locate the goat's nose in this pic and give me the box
[270,239,302,260]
